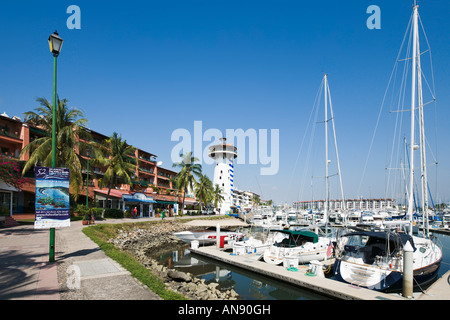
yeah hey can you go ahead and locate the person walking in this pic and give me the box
[132,207,137,218]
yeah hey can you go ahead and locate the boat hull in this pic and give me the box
[263,243,332,265]
[333,258,441,292]
[174,230,243,244]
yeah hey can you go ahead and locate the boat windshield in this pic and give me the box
[273,235,307,248]
[346,234,369,249]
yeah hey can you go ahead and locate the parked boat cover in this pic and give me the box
[271,229,319,244]
[343,231,416,251]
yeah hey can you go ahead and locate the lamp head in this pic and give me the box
[48,31,63,57]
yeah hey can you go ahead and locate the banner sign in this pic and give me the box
[34,166,70,229]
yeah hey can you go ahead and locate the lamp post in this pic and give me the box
[48,30,63,262]
[48,31,63,167]
[86,149,90,209]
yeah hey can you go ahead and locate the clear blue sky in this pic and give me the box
[1,0,449,205]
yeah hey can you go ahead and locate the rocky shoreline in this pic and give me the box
[108,220,240,300]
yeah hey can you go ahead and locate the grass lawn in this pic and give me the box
[81,216,231,300]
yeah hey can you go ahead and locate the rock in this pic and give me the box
[108,220,240,300]
[167,270,192,282]
[208,282,219,289]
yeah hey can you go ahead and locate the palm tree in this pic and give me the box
[211,184,225,214]
[252,194,261,208]
[20,97,90,198]
[172,152,202,215]
[95,132,137,218]
[195,174,213,213]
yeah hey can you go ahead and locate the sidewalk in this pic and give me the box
[0,217,168,300]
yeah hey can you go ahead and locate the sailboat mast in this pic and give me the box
[327,81,346,212]
[415,11,430,238]
[407,4,419,236]
[324,74,329,229]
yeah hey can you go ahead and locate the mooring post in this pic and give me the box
[216,223,220,249]
[402,240,414,298]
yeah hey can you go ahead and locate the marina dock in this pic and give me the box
[190,245,407,300]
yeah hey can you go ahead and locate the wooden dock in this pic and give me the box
[417,270,450,300]
[190,245,406,300]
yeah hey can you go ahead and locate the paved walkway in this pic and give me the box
[0,216,173,300]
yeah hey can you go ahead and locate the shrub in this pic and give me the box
[104,208,124,218]
[90,208,103,219]
[0,206,9,216]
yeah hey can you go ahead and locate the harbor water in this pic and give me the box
[154,244,331,300]
[153,227,450,300]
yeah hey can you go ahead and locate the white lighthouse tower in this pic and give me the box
[208,138,237,215]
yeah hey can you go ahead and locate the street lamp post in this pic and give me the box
[48,31,63,167]
[47,30,63,262]
[86,149,90,209]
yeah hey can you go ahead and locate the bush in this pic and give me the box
[90,208,103,219]
[0,206,9,216]
[104,208,124,219]
[124,210,132,218]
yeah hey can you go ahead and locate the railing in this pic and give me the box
[0,125,21,140]
[138,167,154,174]
[138,154,157,163]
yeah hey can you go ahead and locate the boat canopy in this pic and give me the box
[271,229,319,244]
[344,231,416,251]
[184,219,248,227]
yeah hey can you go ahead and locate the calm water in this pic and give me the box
[153,229,450,300]
[435,232,450,278]
[154,245,331,300]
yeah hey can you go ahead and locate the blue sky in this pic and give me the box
[1,0,449,205]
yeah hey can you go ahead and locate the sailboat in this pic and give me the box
[263,228,333,265]
[263,74,340,265]
[333,3,442,292]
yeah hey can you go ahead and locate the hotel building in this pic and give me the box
[0,112,195,217]
[232,189,259,213]
[293,198,396,211]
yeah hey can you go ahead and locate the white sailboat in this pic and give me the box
[334,3,442,292]
[263,74,341,266]
[263,229,333,265]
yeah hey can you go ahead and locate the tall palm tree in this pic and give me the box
[195,174,213,213]
[211,184,225,214]
[172,152,202,215]
[20,97,90,198]
[252,194,261,208]
[95,132,137,218]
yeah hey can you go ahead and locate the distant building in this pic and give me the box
[293,198,396,211]
[232,189,259,212]
[0,112,194,217]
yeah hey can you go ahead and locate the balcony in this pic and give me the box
[138,167,154,175]
[0,124,21,140]
[138,154,157,163]
[157,171,172,179]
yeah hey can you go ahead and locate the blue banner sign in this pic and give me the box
[34,166,70,229]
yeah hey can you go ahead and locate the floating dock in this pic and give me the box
[190,245,406,300]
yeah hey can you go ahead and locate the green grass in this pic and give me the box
[82,223,188,300]
[80,216,233,300]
